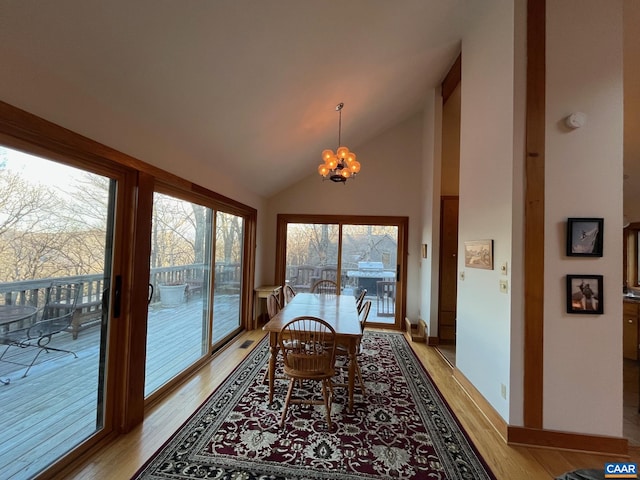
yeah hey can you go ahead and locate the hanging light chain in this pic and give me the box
[336,102,343,148]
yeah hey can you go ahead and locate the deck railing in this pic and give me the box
[0,262,241,311]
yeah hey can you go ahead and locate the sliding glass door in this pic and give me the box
[145,196,246,397]
[213,211,244,345]
[285,223,339,292]
[145,192,213,397]
[0,145,117,478]
[340,224,398,324]
[280,216,405,327]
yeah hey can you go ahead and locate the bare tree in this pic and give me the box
[0,169,60,281]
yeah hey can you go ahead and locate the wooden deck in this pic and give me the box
[0,296,240,480]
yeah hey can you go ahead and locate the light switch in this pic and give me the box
[499,280,508,293]
[500,262,508,275]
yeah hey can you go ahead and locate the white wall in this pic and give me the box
[420,90,441,335]
[544,0,623,436]
[265,113,424,318]
[0,50,268,288]
[456,0,516,422]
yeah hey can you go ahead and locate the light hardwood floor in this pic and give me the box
[57,330,639,480]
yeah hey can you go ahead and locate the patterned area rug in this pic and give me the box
[133,332,495,479]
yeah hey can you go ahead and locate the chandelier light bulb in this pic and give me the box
[322,149,334,162]
[318,164,329,176]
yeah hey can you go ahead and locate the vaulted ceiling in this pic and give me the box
[1,1,637,204]
[0,0,467,197]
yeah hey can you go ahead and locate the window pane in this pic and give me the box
[341,224,398,324]
[146,193,212,397]
[285,223,339,292]
[213,211,244,345]
[0,146,113,478]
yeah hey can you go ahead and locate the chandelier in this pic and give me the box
[318,102,361,183]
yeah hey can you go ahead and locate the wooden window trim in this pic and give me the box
[275,213,408,330]
[0,100,257,476]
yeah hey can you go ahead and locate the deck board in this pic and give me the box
[0,296,240,479]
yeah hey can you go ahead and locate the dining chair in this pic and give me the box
[283,284,296,304]
[356,288,367,312]
[310,279,338,295]
[335,300,371,397]
[266,292,281,319]
[279,316,337,429]
[262,292,283,383]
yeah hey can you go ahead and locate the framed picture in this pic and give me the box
[566,218,603,257]
[566,274,603,314]
[463,239,493,270]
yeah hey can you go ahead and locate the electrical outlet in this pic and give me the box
[499,280,508,293]
[501,383,507,399]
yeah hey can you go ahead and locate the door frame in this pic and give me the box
[275,214,408,329]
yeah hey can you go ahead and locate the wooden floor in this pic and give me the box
[438,344,640,447]
[56,329,640,480]
[623,358,640,445]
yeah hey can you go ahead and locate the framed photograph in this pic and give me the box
[463,240,493,270]
[566,274,603,314]
[566,218,603,257]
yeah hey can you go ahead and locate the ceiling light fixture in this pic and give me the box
[318,102,361,183]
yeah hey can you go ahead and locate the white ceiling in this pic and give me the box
[0,0,467,197]
[0,1,636,204]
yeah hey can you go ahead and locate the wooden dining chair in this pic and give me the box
[266,292,281,319]
[335,300,371,397]
[283,284,296,304]
[356,288,367,312]
[279,316,337,429]
[262,292,283,384]
[310,279,338,295]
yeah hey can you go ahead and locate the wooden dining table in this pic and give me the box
[262,292,362,413]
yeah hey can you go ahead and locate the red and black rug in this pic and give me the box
[133,332,495,479]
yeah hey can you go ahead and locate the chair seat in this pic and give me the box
[284,366,335,380]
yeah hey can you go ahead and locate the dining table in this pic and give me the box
[0,304,38,331]
[262,292,362,413]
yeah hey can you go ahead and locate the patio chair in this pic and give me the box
[0,282,81,380]
[310,279,338,295]
[289,266,316,293]
[279,316,337,429]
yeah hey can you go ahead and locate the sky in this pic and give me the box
[0,146,85,188]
